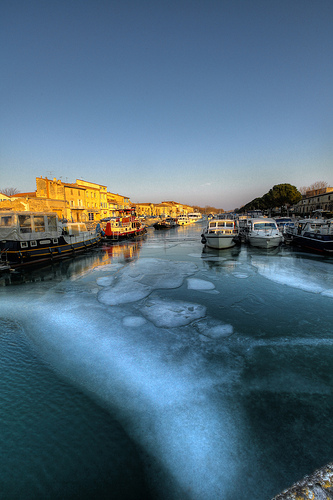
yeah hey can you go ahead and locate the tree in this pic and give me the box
[0,187,20,196]
[238,183,302,214]
[299,181,328,194]
[266,184,302,209]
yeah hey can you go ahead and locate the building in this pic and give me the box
[295,187,333,215]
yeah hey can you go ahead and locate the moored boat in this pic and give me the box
[188,212,202,222]
[201,216,238,249]
[103,209,147,241]
[245,218,282,249]
[285,218,333,254]
[177,215,192,225]
[0,211,101,268]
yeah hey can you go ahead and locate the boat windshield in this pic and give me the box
[0,215,14,227]
[253,222,276,230]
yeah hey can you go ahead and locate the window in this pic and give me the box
[89,213,94,221]
[47,215,57,231]
[0,215,13,226]
[18,214,32,233]
[33,215,45,232]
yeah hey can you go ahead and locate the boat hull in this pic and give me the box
[248,234,282,249]
[202,233,236,249]
[291,234,333,254]
[103,227,147,241]
[0,235,101,268]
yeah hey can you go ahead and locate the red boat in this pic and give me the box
[103,209,147,241]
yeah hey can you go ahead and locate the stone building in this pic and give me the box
[294,187,333,215]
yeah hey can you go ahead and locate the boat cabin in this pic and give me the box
[0,212,60,240]
[207,219,236,235]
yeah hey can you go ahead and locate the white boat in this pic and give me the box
[0,211,101,268]
[246,218,282,248]
[201,217,238,249]
[188,212,202,222]
[177,215,192,225]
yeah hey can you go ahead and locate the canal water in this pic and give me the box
[0,221,332,499]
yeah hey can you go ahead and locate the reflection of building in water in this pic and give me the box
[101,240,143,263]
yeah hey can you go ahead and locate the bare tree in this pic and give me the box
[299,181,328,195]
[298,186,308,195]
[0,187,20,196]
[309,181,328,190]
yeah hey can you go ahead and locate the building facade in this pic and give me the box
[295,187,333,215]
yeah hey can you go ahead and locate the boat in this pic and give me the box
[103,209,147,241]
[275,217,295,233]
[245,218,283,249]
[177,215,192,225]
[188,212,202,222]
[285,218,333,254]
[153,217,178,230]
[0,211,101,268]
[201,216,239,249]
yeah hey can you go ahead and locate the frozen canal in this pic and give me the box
[0,221,332,499]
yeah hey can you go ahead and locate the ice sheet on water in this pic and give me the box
[251,256,333,297]
[97,258,198,305]
[7,290,240,499]
[99,279,152,305]
[195,318,234,339]
[122,316,147,327]
[187,278,215,290]
[141,298,206,327]
[96,276,114,287]
[0,257,246,498]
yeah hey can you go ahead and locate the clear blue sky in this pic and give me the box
[1,0,332,210]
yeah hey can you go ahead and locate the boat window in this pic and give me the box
[47,215,57,231]
[217,222,225,227]
[18,214,32,233]
[210,222,217,228]
[253,222,276,230]
[0,215,13,226]
[225,222,234,228]
[33,215,45,232]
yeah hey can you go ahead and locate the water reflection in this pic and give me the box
[0,239,144,286]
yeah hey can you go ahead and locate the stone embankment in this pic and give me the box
[272,463,333,499]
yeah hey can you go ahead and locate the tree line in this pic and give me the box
[237,181,328,214]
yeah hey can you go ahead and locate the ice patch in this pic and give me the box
[96,276,114,287]
[141,298,206,327]
[232,272,249,279]
[251,256,333,297]
[195,318,234,339]
[93,263,124,272]
[122,316,147,327]
[98,280,151,305]
[97,258,198,305]
[187,278,215,290]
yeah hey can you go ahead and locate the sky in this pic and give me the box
[1,0,332,210]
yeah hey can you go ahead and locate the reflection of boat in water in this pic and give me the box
[101,239,143,263]
[201,216,238,249]
[0,211,101,269]
[102,209,147,241]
